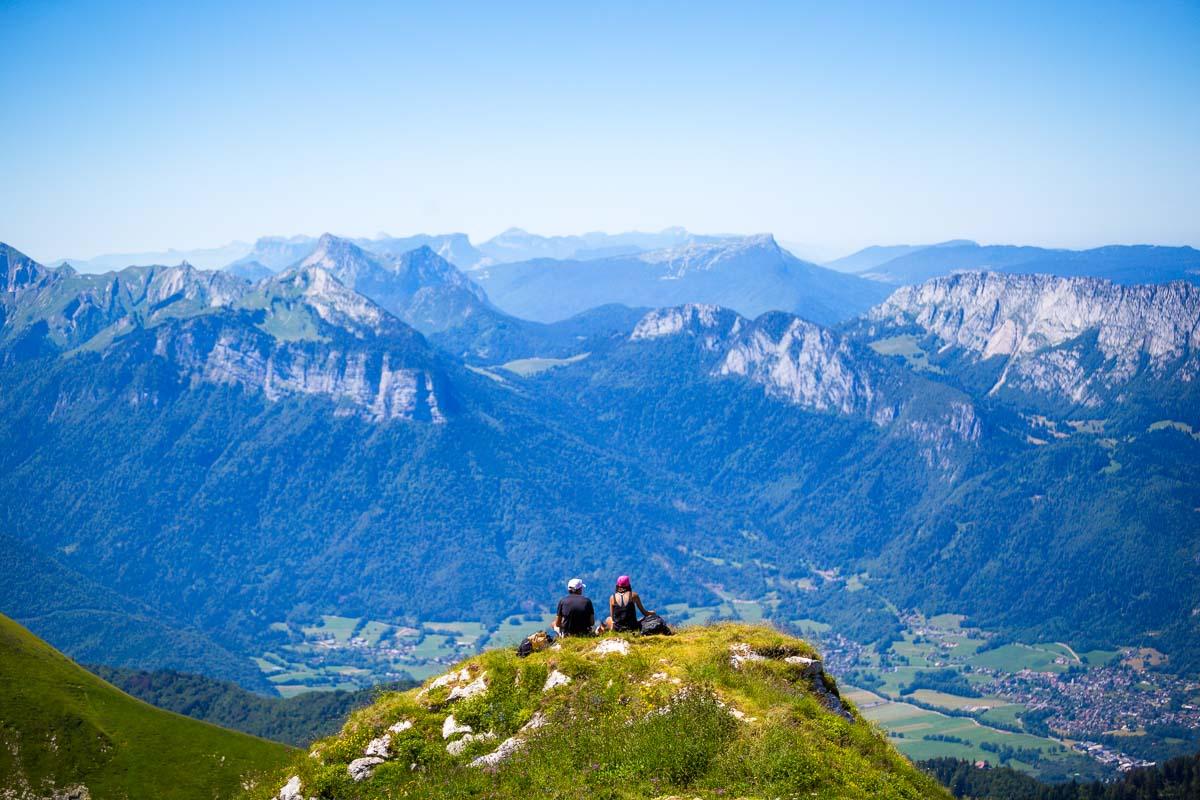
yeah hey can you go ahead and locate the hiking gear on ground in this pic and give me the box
[567,577,585,592]
[516,629,551,658]
[639,612,672,636]
[557,593,595,636]
[616,575,631,589]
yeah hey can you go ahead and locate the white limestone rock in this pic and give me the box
[592,638,631,657]
[468,735,527,770]
[446,731,496,756]
[447,673,488,702]
[347,756,385,782]
[521,711,548,732]
[728,643,765,669]
[422,667,471,697]
[784,655,824,679]
[276,776,303,800]
[442,714,473,739]
[543,669,572,691]
[364,734,392,759]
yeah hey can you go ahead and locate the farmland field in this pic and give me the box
[852,689,1074,778]
[968,643,1078,673]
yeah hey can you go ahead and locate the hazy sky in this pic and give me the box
[2,1,1198,262]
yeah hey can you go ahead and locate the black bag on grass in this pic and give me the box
[638,612,672,636]
[516,630,552,657]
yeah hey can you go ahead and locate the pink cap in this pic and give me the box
[616,575,631,588]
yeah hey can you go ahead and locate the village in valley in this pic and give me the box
[818,612,1199,779]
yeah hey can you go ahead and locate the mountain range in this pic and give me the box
[835,241,1200,286]
[1,235,1198,692]
[472,234,892,324]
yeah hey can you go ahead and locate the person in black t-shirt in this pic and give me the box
[554,577,595,637]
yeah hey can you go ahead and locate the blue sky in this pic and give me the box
[2,0,1198,262]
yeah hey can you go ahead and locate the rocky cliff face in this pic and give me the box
[631,304,981,458]
[1,243,58,294]
[867,272,1200,405]
[151,316,446,422]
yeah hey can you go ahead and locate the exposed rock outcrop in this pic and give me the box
[868,272,1200,405]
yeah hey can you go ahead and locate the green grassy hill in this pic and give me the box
[247,623,950,799]
[0,613,293,799]
[90,665,414,747]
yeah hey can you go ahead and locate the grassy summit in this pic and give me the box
[0,613,293,799]
[249,623,949,799]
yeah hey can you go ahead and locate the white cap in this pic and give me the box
[567,578,585,592]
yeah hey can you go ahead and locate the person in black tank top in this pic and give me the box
[601,575,652,633]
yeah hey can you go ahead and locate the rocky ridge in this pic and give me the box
[631,304,981,458]
[0,243,448,423]
[867,271,1200,405]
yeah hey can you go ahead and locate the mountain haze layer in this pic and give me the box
[475,234,891,324]
[855,242,1200,286]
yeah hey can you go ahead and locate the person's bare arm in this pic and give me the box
[634,592,653,615]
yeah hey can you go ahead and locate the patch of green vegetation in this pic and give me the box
[424,621,487,645]
[0,613,292,799]
[793,618,832,635]
[967,643,1076,674]
[358,621,393,646]
[301,615,361,643]
[500,352,590,377]
[858,695,1068,778]
[978,704,1027,730]
[92,665,414,748]
[245,624,949,800]
[411,634,455,660]
[1080,648,1121,667]
[868,335,944,373]
[928,614,966,629]
[254,303,326,342]
[1148,419,1200,440]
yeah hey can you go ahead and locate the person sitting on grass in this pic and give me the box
[599,574,653,633]
[554,577,595,637]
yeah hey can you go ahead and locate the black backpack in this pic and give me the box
[638,612,672,636]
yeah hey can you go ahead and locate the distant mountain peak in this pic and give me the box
[630,304,743,341]
[635,234,783,272]
[1,242,56,293]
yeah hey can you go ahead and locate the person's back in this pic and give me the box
[555,578,595,636]
[603,575,652,633]
[610,589,639,632]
